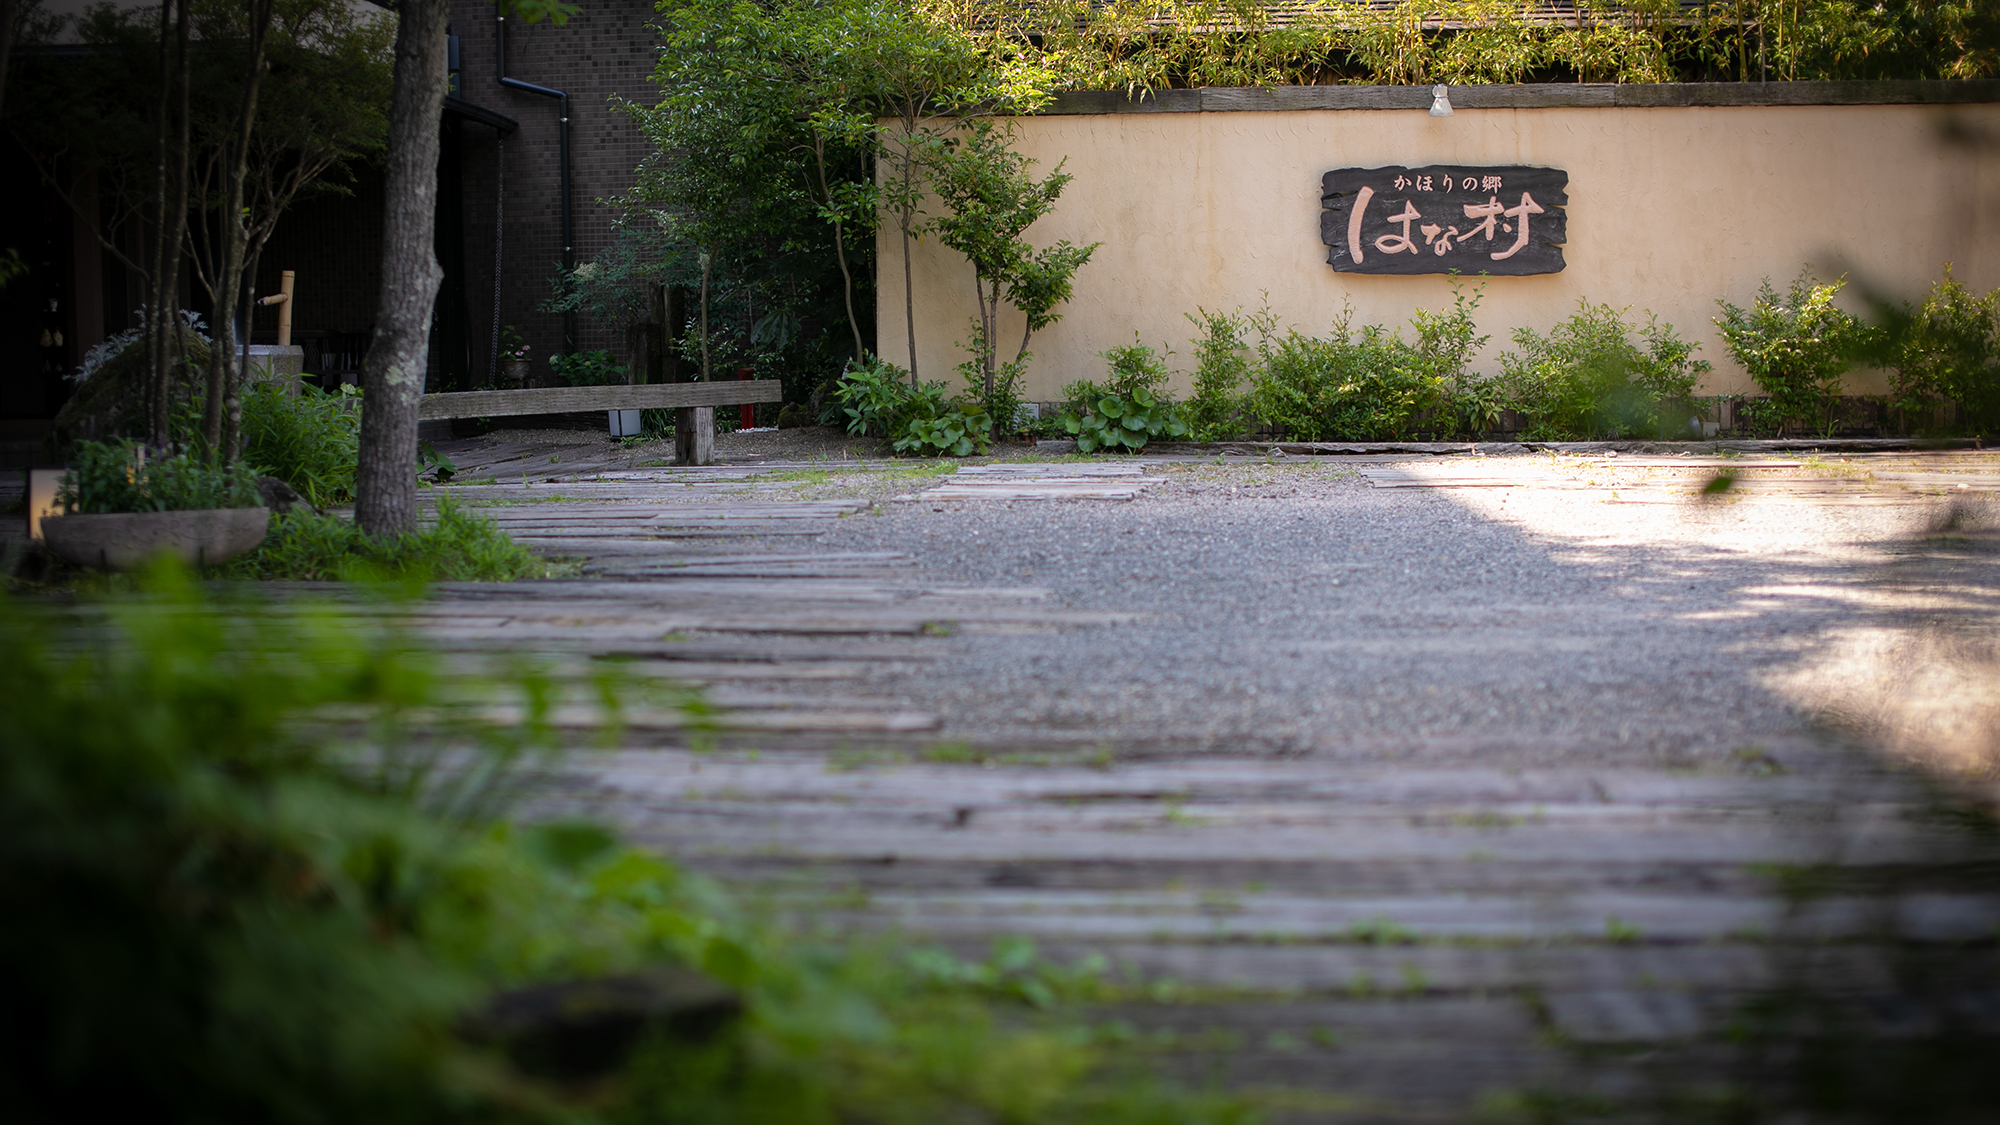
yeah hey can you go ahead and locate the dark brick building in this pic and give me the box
[256,0,666,390]
[1,0,666,434]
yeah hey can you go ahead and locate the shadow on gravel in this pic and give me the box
[1433,490,2000,1123]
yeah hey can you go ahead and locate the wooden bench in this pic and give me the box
[418,380,783,465]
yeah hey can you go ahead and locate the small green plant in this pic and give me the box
[1715,271,1875,437]
[241,383,362,507]
[1495,301,1710,439]
[1182,307,1257,441]
[894,400,993,457]
[219,498,553,581]
[57,439,263,514]
[498,324,530,361]
[833,355,919,438]
[1061,385,1187,452]
[545,349,627,387]
[1890,264,2000,436]
[1098,334,1173,397]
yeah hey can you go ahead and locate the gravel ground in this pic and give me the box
[798,456,1987,772]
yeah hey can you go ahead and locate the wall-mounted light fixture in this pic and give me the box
[1429,84,1453,117]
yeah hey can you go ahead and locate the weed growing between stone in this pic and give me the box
[0,569,1260,1125]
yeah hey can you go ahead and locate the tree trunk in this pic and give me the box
[898,143,918,386]
[0,0,24,123]
[810,139,863,365]
[698,250,711,382]
[202,0,273,459]
[355,0,450,536]
[145,0,177,446]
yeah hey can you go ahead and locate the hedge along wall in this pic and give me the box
[877,81,2000,401]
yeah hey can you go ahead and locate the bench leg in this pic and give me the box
[675,406,714,466]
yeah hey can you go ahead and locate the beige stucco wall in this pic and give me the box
[879,102,2000,401]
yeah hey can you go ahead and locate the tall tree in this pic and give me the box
[355,0,572,535]
[196,0,276,459]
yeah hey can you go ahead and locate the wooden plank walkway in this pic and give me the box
[242,447,2000,1117]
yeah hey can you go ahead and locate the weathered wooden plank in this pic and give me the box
[418,380,783,420]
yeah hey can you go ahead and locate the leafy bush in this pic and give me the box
[1249,285,1485,441]
[1061,385,1187,452]
[960,347,1029,439]
[219,499,554,582]
[1495,301,1711,439]
[57,439,263,514]
[546,349,628,387]
[0,572,1252,1124]
[1182,308,1258,441]
[1098,335,1174,396]
[1250,314,1441,441]
[1715,271,1875,437]
[1891,265,2000,435]
[833,355,919,438]
[893,400,994,457]
[241,383,361,506]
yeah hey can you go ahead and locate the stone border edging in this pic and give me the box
[1042,80,2000,115]
[1146,437,1985,456]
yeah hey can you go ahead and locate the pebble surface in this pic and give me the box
[803,455,1956,769]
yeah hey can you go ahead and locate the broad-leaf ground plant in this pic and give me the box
[1715,271,1876,437]
[1060,338,1190,452]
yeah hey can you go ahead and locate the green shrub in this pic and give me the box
[1715,271,1875,437]
[219,499,554,582]
[1495,301,1711,439]
[1098,335,1174,397]
[1891,264,2000,436]
[1248,285,1485,441]
[1061,385,1187,452]
[1250,314,1441,441]
[1182,308,1257,441]
[833,355,919,438]
[57,439,263,514]
[893,400,994,457]
[241,383,362,507]
[546,349,628,387]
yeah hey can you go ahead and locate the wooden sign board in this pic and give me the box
[1321,166,1568,275]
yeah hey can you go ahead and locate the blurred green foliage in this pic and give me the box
[0,570,1259,1125]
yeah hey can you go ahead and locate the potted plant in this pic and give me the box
[39,440,270,570]
[499,326,532,388]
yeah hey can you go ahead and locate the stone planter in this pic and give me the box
[41,507,272,571]
[501,358,531,388]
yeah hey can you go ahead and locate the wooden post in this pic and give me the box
[675,406,713,465]
[275,269,293,346]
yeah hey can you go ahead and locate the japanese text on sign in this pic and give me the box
[1319,165,1568,276]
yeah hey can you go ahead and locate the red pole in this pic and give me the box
[739,367,755,429]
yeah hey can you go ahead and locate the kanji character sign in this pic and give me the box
[1319,165,1568,275]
